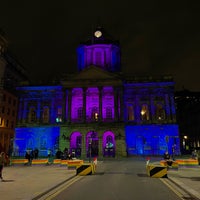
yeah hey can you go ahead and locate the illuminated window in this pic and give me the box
[140,104,149,121]
[28,107,36,123]
[155,103,166,120]
[92,107,98,121]
[127,104,134,121]
[42,107,49,123]
[0,117,3,125]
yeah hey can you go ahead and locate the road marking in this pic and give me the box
[42,176,84,200]
[160,178,198,200]
[160,178,185,200]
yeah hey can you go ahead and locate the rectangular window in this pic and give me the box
[127,105,134,121]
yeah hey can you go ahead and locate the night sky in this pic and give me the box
[1,1,200,91]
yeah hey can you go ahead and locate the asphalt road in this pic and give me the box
[47,159,181,200]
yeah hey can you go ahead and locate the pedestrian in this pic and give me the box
[0,152,6,181]
[163,151,172,166]
[163,151,170,160]
[25,150,31,165]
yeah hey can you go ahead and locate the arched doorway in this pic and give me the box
[70,132,82,158]
[103,131,115,157]
[86,131,99,159]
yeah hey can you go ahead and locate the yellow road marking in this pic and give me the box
[44,176,83,200]
[160,178,185,200]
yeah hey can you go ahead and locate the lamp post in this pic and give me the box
[89,137,92,163]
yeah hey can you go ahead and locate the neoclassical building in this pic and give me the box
[14,28,180,158]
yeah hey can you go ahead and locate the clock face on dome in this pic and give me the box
[94,30,102,38]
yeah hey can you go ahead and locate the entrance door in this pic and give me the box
[86,131,99,158]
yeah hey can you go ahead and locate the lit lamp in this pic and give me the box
[141,110,145,120]
[94,113,98,121]
[183,135,188,150]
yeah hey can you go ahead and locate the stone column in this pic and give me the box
[98,86,103,122]
[37,100,41,123]
[62,89,66,122]
[135,95,140,123]
[170,95,176,122]
[18,98,23,123]
[98,137,103,159]
[119,86,124,121]
[22,100,28,123]
[83,87,87,122]
[67,89,72,123]
[51,99,55,124]
[114,87,119,121]
[81,133,86,159]
[165,94,170,121]
[150,94,155,122]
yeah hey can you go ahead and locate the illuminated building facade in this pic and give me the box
[14,28,180,158]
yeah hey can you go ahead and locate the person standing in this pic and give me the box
[0,152,6,181]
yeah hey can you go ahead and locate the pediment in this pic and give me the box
[61,66,123,87]
[71,66,120,80]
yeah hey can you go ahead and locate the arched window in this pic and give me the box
[140,104,149,121]
[155,103,166,120]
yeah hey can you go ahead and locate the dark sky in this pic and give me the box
[1,1,200,91]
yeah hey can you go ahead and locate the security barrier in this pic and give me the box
[146,164,167,178]
[76,163,96,176]
[31,159,49,165]
[53,159,61,164]
[60,160,68,166]
[176,159,199,167]
[160,160,179,170]
[11,159,29,165]
[67,159,84,169]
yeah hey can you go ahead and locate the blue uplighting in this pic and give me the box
[125,124,180,156]
[14,127,60,157]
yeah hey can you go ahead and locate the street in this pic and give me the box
[48,158,181,200]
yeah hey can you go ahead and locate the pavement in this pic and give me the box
[0,159,200,200]
[167,166,200,199]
